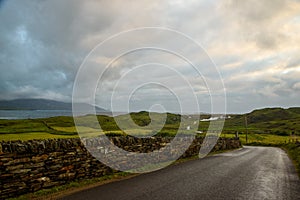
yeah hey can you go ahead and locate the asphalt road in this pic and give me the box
[62,146,300,200]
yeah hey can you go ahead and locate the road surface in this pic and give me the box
[62,146,300,200]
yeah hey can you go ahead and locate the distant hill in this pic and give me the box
[0,98,108,112]
[287,107,300,115]
[223,107,300,135]
[245,107,300,123]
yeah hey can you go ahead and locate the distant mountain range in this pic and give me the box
[0,98,108,112]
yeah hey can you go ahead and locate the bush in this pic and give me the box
[274,130,290,136]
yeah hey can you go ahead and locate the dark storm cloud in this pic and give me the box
[0,0,115,101]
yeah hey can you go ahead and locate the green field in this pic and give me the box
[0,132,78,141]
[0,107,299,143]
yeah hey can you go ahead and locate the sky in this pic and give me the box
[0,0,300,113]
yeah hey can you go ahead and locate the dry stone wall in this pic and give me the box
[0,136,241,199]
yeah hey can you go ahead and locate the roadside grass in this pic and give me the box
[222,133,300,146]
[282,142,300,177]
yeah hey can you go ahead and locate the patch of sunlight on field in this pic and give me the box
[80,131,106,138]
[123,129,152,136]
[52,126,110,138]
[52,126,100,133]
[52,126,77,132]
[0,132,78,141]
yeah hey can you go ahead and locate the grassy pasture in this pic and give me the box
[0,132,78,141]
[0,108,299,142]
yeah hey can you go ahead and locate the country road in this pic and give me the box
[62,146,300,200]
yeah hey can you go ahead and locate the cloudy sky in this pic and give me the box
[1,0,300,113]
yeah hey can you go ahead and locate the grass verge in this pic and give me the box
[281,142,300,177]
